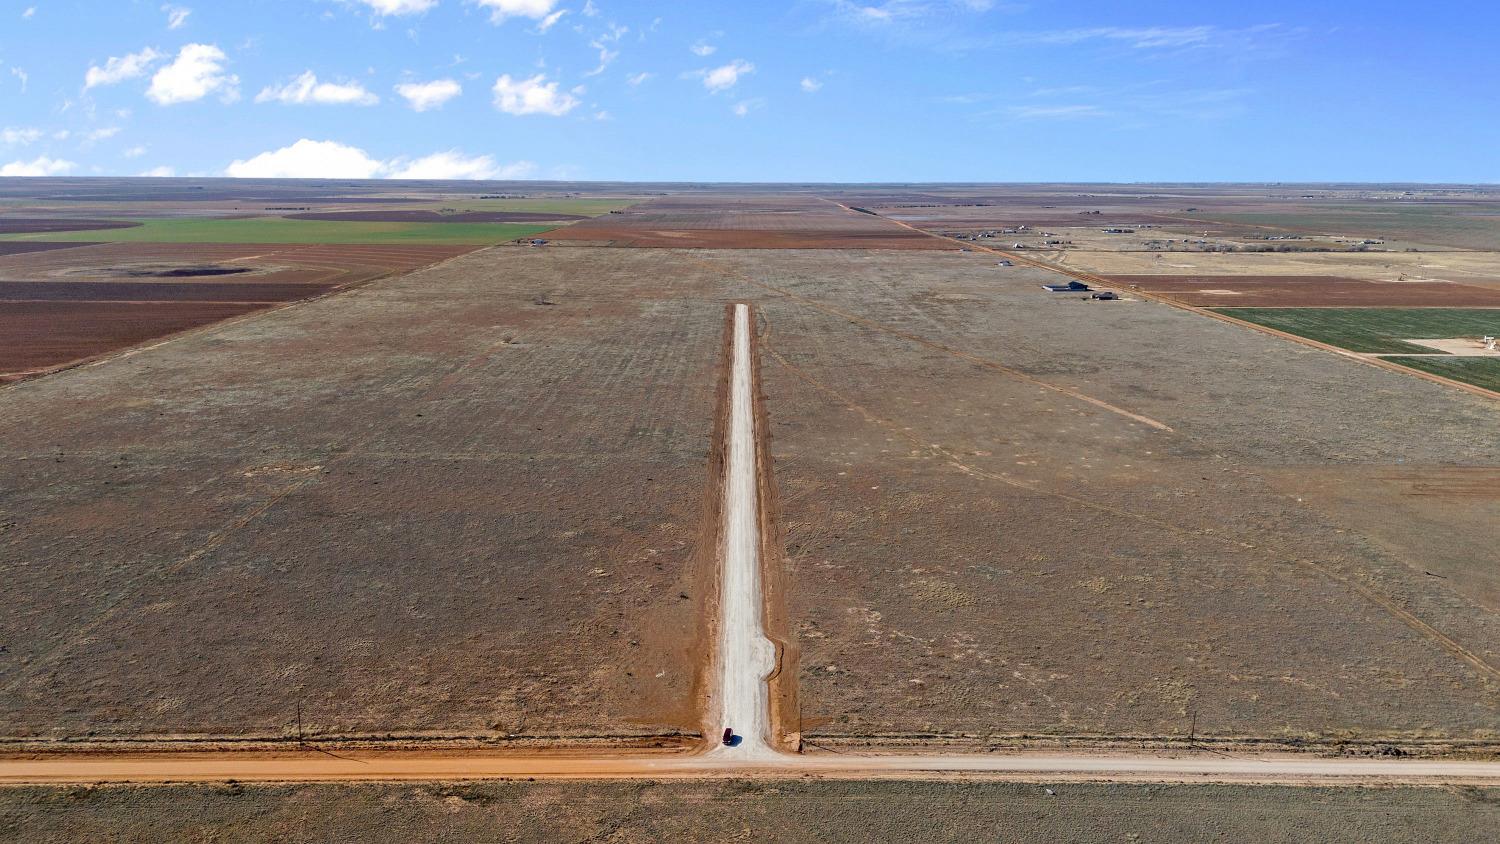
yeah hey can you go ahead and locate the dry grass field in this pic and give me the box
[689,248,1500,746]
[0,247,745,742]
[543,195,955,250]
[5,780,1497,844]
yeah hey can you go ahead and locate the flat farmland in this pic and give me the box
[4,780,1497,844]
[543,195,955,250]
[1208,204,1500,251]
[0,300,267,375]
[678,248,1500,746]
[0,219,140,234]
[1386,357,1500,392]
[1046,247,1500,286]
[1213,308,1500,353]
[0,242,476,380]
[0,217,553,245]
[1113,275,1500,307]
[9,243,1498,749]
[0,242,102,256]
[0,246,744,741]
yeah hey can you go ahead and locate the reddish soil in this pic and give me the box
[544,195,956,250]
[0,242,103,256]
[1111,275,1500,307]
[0,301,264,376]
[0,243,477,379]
[0,218,140,233]
[287,210,589,223]
[0,281,341,302]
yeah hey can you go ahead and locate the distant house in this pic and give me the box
[1042,281,1091,292]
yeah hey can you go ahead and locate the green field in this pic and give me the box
[1383,357,1500,392]
[1215,307,1500,354]
[0,217,558,245]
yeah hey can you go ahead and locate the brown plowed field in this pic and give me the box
[544,195,954,250]
[287,210,589,223]
[0,218,140,233]
[0,242,102,256]
[1110,275,1500,307]
[0,301,265,374]
[0,243,477,379]
[0,280,341,302]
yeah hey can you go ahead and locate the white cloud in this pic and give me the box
[0,156,75,176]
[476,0,559,24]
[22,6,35,18]
[536,8,567,31]
[354,0,437,14]
[1007,104,1110,120]
[800,76,822,93]
[491,73,579,116]
[697,59,753,93]
[224,138,533,180]
[1,127,43,145]
[82,126,122,144]
[395,78,461,111]
[84,47,163,90]
[163,5,191,29]
[225,138,386,178]
[123,145,148,158]
[147,44,238,104]
[690,42,716,56]
[732,97,764,117]
[138,165,176,177]
[581,0,599,16]
[257,71,379,106]
[11,67,28,93]
[388,150,534,179]
[1014,26,1216,49]
[585,44,619,77]
[626,71,652,86]
[828,0,994,26]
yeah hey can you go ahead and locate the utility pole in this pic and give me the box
[296,701,304,744]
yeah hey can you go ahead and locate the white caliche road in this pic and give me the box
[705,303,781,762]
[5,750,1500,785]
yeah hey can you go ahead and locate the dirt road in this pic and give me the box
[3,749,1499,786]
[705,303,780,761]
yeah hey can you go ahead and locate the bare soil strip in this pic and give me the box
[3,749,1500,786]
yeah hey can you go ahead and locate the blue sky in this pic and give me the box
[0,0,1495,182]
